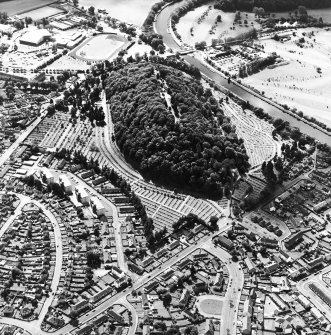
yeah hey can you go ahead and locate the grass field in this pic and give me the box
[79,0,158,26]
[177,3,260,46]
[199,299,223,315]
[71,34,128,61]
[19,5,63,20]
[244,28,331,127]
[0,0,57,16]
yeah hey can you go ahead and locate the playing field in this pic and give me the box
[0,0,57,16]
[19,5,63,20]
[199,299,223,315]
[72,34,128,61]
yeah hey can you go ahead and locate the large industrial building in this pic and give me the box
[20,29,52,46]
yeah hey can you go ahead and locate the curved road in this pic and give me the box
[204,244,244,335]
[154,3,331,144]
[52,169,128,273]
[297,264,331,322]
[0,192,63,335]
[96,93,142,182]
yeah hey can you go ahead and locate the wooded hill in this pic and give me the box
[105,63,249,197]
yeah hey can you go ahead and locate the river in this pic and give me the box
[155,2,331,144]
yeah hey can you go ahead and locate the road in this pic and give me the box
[0,108,47,168]
[154,2,331,144]
[68,227,230,334]
[204,244,244,335]
[0,120,243,335]
[0,192,63,335]
[95,93,142,182]
[51,169,128,273]
[0,194,27,238]
[31,198,63,328]
[297,265,331,321]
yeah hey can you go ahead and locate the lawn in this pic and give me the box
[199,298,223,315]
[0,0,57,16]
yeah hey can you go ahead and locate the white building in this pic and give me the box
[41,169,54,184]
[297,294,310,309]
[71,299,89,313]
[59,175,73,193]
[20,29,52,46]
[242,315,251,334]
[90,196,105,216]
[75,186,89,205]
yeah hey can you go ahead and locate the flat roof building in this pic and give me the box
[59,174,73,193]
[90,196,105,216]
[244,256,256,274]
[20,29,52,46]
[75,185,89,205]
[214,235,234,250]
[41,169,54,184]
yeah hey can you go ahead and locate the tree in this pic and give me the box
[190,264,196,277]
[195,41,206,50]
[86,250,101,268]
[155,321,167,331]
[52,43,57,53]
[274,157,283,171]
[162,293,172,308]
[105,63,249,198]
[210,216,219,230]
[273,118,283,128]
[184,326,199,335]
[88,6,95,15]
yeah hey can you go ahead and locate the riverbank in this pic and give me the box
[154,1,331,144]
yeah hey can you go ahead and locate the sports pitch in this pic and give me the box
[71,34,128,61]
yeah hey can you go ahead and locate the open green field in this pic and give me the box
[0,0,58,16]
[79,0,158,25]
[199,299,223,315]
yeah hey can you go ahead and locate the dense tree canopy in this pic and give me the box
[105,63,249,197]
[214,0,331,12]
